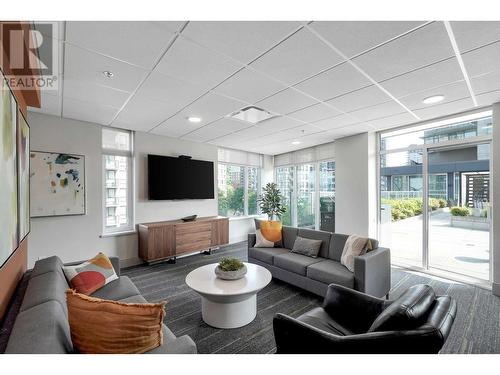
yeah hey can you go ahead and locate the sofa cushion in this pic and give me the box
[282,226,298,250]
[329,233,350,261]
[31,256,65,278]
[20,271,69,315]
[119,294,148,303]
[90,276,140,301]
[306,259,354,288]
[146,327,197,354]
[368,284,436,333]
[297,307,352,336]
[273,252,322,275]
[297,228,331,258]
[291,236,323,258]
[248,247,289,265]
[5,300,73,354]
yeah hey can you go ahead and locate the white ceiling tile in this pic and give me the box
[181,122,245,142]
[380,58,463,98]
[450,21,500,52]
[256,88,318,114]
[367,113,417,130]
[182,21,300,63]
[113,94,179,132]
[63,78,131,108]
[325,85,392,113]
[268,125,324,144]
[66,22,179,69]
[155,37,242,91]
[476,89,500,106]
[62,98,119,125]
[151,113,202,138]
[313,114,361,130]
[471,71,500,95]
[230,125,280,140]
[179,92,246,124]
[204,117,254,132]
[310,21,426,58]
[399,81,470,111]
[139,70,205,107]
[256,116,304,132]
[28,92,61,116]
[353,22,455,82]
[349,101,407,122]
[208,132,252,147]
[287,103,342,122]
[294,63,372,101]
[324,123,374,139]
[462,41,500,77]
[64,44,149,92]
[250,28,344,85]
[213,68,287,103]
[413,97,475,121]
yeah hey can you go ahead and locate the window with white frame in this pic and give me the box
[217,148,262,218]
[102,128,134,234]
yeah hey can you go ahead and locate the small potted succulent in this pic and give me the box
[215,257,247,280]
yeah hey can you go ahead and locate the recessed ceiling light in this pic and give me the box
[102,71,114,78]
[422,95,444,104]
[291,140,301,145]
[187,116,202,123]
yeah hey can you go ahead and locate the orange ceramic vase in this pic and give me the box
[259,220,283,242]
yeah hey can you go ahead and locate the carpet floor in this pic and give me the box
[122,242,500,354]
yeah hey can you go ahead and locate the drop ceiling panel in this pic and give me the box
[63,78,131,109]
[461,41,500,77]
[139,71,204,107]
[182,21,300,63]
[399,81,470,111]
[208,132,252,147]
[471,70,500,95]
[287,103,342,123]
[150,113,205,138]
[313,114,361,130]
[64,44,149,92]
[367,112,416,130]
[256,88,318,115]
[63,98,119,126]
[66,21,178,69]
[325,85,392,113]
[256,116,304,131]
[155,37,243,91]
[178,92,247,125]
[294,62,372,101]
[450,21,500,52]
[476,89,500,106]
[113,94,180,132]
[230,125,280,140]
[353,22,455,82]
[310,21,426,58]
[250,28,344,85]
[324,123,374,139]
[413,97,474,121]
[349,101,407,122]
[181,121,248,142]
[204,117,254,132]
[213,68,287,103]
[380,58,463,98]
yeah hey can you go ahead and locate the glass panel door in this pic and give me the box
[380,150,423,268]
[427,143,490,280]
[296,164,316,228]
[319,161,335,232]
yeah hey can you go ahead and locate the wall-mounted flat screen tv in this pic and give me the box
[148,154,214,200]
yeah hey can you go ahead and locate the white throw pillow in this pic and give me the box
[340,235,369,272]
[254,229,275,248]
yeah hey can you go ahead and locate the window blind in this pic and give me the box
[218,147,263,167]
[274,142,335,166]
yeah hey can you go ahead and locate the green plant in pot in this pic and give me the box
[258,182,286,242]
[215,257,247,280]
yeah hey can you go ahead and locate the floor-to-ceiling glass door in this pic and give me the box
[427,142,491,280]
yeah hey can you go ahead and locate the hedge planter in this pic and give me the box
[451,215,490,231]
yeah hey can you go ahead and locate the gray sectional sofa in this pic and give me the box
[5,256,197,354]
[248,226,390,298]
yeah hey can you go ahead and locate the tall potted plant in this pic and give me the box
[258,183,286,243]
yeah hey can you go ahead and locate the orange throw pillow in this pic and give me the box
[66,289,165,354]
[259,220,283,243]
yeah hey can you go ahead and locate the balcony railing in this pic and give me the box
[381,190,448,200]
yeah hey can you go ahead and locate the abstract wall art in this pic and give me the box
[0,74,19,267]
[30,151,86,217]
[17,110,30,240]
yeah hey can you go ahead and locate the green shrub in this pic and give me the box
[382,198,423,221]
[450,206,470,216]
[218,257,244,271]
[438,199,447,208]
[429,198,440,211]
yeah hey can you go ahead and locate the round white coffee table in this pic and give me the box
[185,262,272,329]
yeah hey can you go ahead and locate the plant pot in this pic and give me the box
[215,264,247,280]
[259,220,282,243]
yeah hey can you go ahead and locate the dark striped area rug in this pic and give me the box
[122,242,500,354]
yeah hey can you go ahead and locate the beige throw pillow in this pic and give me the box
[254,229,275,248]
[340,235,369,272]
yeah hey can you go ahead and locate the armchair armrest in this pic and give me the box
[354,246,391,298]
[248,233,256,248]
[323,284,387,334]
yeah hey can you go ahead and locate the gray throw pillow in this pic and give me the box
[291,236,322,258]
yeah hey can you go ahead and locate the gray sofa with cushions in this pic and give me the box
[5,256,197,354]
[248,226,390,298]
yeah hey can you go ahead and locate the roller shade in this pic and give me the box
[274,142,335,166]
[218,147,263,167]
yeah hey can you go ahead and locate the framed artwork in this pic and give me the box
[17,110,30,240]
[30,151,86,217]
[0,71,19,267]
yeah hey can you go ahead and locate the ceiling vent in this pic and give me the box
[228,106,277,124]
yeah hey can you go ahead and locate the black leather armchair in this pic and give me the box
[273,283,456,354]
